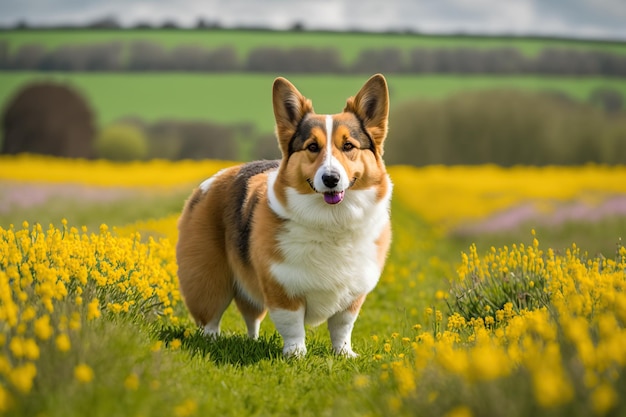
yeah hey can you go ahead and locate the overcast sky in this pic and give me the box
[1,0,625,40]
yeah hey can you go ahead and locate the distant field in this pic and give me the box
[2,72,626,132]
[2,29,626,63]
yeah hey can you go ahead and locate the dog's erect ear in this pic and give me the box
[344,74,389,154]
[273,77,314,156]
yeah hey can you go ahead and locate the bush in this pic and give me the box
[95,124,149,161]
[588,87,624,114]
[385,89,626,166]
[1,82,95,158]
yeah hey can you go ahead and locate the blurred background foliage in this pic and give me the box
[1,28,625,164]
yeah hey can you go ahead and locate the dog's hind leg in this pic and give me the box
[176,189,234,338]
[176,246,234,337]
[234,293,267,339]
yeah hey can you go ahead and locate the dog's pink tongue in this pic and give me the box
[323,191,345,205]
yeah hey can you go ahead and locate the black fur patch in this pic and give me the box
[186,191,202,212]
[356,120,376,155]
[288,114,375,157]
[343,114,376,153]
[288,113,319,157]
[229,160,280,264]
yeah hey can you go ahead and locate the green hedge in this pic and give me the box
[385,89,626,166]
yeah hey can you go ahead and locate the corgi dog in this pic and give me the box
[176,74,392,357]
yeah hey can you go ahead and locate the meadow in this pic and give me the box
[1,155,626,416]
[2,72,626,133]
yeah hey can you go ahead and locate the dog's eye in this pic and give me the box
[342,142,355,152]
[307,143,319,153]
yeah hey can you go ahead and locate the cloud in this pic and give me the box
[0,0,624,40]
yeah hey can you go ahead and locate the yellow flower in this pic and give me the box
[74,364,94,384]
[170,339,182,350]
[151,341,163,352]
[34,315,53,340]
[353,374,369,389]
[444,406,473,417]
[9,337,24,358]
[22,338,40,360]
[124,373,140,391]
[391,362,415,397]
[9,363,37,393]
[591,383,617,415]
[8,336,39,360]
[21,306,37,322]
[173,399,198,417]
[87,299,101,320]
[55,333,71,352]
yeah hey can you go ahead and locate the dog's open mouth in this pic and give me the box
[307,178,357,205]
[323,191,345,205]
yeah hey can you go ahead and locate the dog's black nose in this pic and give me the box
[322,171,340,188]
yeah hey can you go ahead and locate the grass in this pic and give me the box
[2,159,626,416]
[2,72,626,132]
[2,29,626,62]
[0,186,189,232]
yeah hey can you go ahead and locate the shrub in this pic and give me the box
[95,124,149,161]
[1,82,95,158]
[588,87,624,114]
[449,238,551,320]
[386,89,626,166]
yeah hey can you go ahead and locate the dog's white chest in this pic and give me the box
[268,187,390,326]
[270,226,381,326]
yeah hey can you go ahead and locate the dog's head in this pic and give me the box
[271,74,390,215]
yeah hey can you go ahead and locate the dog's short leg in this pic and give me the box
[270,306,306,358]
[234,295,266,340]
[328,295,365,357]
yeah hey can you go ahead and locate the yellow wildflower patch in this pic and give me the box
[74,364,94,384]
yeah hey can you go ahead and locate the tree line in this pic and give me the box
[3,81,625,165]
[1,40,626,76]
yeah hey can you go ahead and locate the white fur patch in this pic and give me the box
[203,317,221,338]
[270,178,392,326]
[325,115,334,168]
[267,170,290,219]
[312,115,350,193]
[199,168,226,193]
[270,307,307,357]
[328,309,359,357]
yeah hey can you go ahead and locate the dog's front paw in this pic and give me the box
[334,346,358,358]
[283,342,307,358]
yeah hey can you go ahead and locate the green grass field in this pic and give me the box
[2,72,626,132]
[2,29,626,62]
[2,158,626,416]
